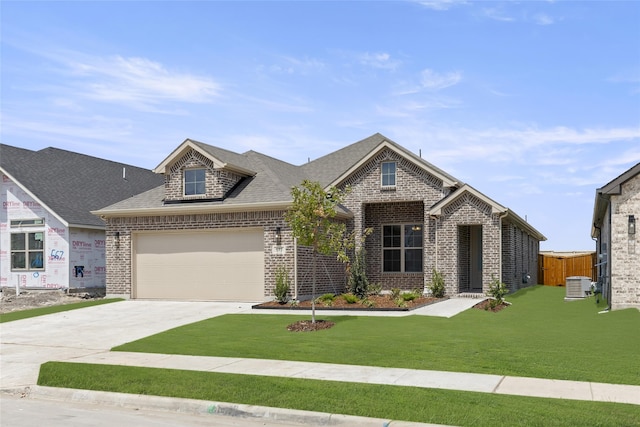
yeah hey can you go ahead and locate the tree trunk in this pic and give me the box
[311,247,317,324]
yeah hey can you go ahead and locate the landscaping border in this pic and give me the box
[252,297,448,312]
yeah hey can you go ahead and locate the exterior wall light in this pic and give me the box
[275,227,282,245]
[629,215,636,235]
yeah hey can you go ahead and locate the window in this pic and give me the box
[11,232,44,270]
[184,168,206,196]
[382,224,423,272]
[10,218,44,227]
[381,162,396,187]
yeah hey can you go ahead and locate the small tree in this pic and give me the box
[274,265,291,304]
[285,180,355,323]
[348,246,369,299]
[427,268,446,298]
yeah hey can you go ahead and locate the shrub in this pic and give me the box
[274,266,291,304]
[486,276,509,303]
[390,287,402,300]
[368,283,383,296]
[316,293,335,306]
[342,293,358,304]
[394,298,407,308]
[427,269,445,298]
[361,298,375,308]
[348,247,369,299]
[402,292,417,302]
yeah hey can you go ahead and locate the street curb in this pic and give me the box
[25,385,448,427]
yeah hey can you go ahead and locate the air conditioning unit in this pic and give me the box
[566,276,592,298]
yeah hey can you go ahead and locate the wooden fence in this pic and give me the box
[538,252,597,286]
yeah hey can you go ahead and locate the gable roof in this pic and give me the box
[592,162,640,237]
[301,133,460,188]
[429,184,546,241]
[0,144,164,228]
[153,139,256,176]
[93,133,537,239]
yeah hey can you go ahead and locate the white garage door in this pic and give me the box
[133,228,264,301]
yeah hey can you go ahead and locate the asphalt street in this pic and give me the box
[1,395,309,427]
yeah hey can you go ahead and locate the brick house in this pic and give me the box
[0,144,164,291]
[94,133,545,301]
[592,162,640,311]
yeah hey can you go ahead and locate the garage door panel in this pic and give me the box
[134,229,264,301]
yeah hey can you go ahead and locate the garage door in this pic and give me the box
[133,228,264,301]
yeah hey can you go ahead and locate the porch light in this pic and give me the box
[411,225,422,231]
[629,215,636,235]
[276,227,282,245]
[115,231,120,241]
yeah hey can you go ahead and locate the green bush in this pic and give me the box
[342,293,358,304]
[274,266,291,304]
[427,269,445,298]
[367,283,382,296]
[348,247,369,299]
[394,298,407,308]
[316,293,335,306]
[402,292,417,302]
[487,276,509,303]
[361,298,375,308]
[390,287,402,299]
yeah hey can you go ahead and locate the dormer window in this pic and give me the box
[184,168,206,196]
[381,162,396,188]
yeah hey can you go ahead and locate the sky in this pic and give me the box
[1,1,639,252]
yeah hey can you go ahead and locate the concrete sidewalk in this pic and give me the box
[62,351,640,406]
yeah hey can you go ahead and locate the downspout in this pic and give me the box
[606,205,612,310]
[293,236,298,301]
[430,215,439,272]
[499,211,509,286]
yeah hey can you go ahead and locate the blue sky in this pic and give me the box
[2,1,639,251]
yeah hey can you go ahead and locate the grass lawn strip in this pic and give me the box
[0,298,123,323]
[113,286,640,385]
[38,362,640,427]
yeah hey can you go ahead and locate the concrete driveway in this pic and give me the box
[0,300,255,390]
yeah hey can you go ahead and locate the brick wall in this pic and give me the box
[105,210,290,298]
[610,173,640,310]
[164,150,243,201]
[105,209,346,300]
[437,193,501,295]
[364,201,425,290]
[502,221,539,291]
[340,148,445,292]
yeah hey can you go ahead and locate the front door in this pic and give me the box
[469,225,483,292]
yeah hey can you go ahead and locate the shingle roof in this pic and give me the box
[0,144,165,227]
[96,133,461,213]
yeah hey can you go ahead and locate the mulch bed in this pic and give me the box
[287,319,335,332]
[473,299,510,312]
[253,294,445,312]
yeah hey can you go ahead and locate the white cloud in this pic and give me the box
[420,69,462,90]
[358,52,401,71]
[416,0,469,11]
[482,7,515,22]
[533,13,554,25]
[67,55,220,107]
[268,55,325,75]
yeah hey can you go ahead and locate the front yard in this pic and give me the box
[38,286,640,426]
[112,285,639,385]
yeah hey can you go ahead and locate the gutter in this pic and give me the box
[93,200,354,220]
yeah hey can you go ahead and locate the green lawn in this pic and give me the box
[0,298,123,323]
[113,286,640,385]
[38,361,640,427]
